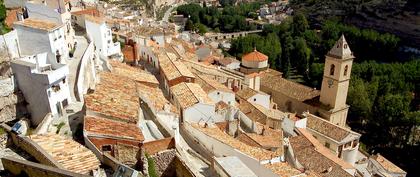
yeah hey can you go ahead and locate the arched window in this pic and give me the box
[330,64,335,76]
[344,65,348,76]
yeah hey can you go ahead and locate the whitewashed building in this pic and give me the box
[0,30,21,59]
[11,52,71,126]
[85,15,122,60]
[25,0,75,50]
[236,87,270,109]
[14,18,68,63]
[195,74,235,106]
[304,113,361,166]
[170,82,217,123]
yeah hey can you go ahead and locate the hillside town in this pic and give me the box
[0,0,410,177]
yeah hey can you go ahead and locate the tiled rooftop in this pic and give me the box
[306,114,360,142]
[242,49,268,62]
[29,134,100,175]
[14,18,63,32]
[136,81,178,114]
[5,8,22,28]
[84,71,139,123]
[110,61,159,86]
[244,126,283,149]
[236,87,264,100]
[194,74,232,93]
[84,116,144,142]
[71,8,100,16]
[159,52,195,81]
[192,124,281,161]
[371,154,405,174]
[85,15,105,24]
[289,129,353,177]
[260,69,320,102]
[170,82,214,109]
[264,162,302,177]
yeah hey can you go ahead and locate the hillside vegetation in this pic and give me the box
[290,0,420,47]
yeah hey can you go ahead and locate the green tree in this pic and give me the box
[281,33,294,78]
[293,37,310,76]
[185,19,194,31]
[292,13,309,36]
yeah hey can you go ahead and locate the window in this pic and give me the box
[330,64,335,76]
[253,98,256,102]
[344,65,348,76]
[52,85,61,92]
[352,140,359,148]
[325,142,330,148]
[217,92,220,95]
[344,142,351,148]
[344,44,348,49]
[63,78,66,84]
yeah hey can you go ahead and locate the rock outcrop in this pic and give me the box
[0,49,27,123]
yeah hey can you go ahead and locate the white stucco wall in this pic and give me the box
[183,123,278,177]
[183,103,216,123]
[75,42,97,101]
[11,54,71,126]
[15,24,68,62]
[26,3,62,24]
[208,90,235,106]
[247,93,270,109]
[140,46,159,69]
[85,19,119,59]
[0,30,21,59]
[242,60,268,69]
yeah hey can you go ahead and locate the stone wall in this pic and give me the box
[143,138,175,155]
[1,157,90,177]
[0,47,28,123]
[151,149,176,177]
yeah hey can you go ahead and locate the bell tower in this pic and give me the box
[319,35,354,127]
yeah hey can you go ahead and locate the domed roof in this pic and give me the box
[242,49,268,62]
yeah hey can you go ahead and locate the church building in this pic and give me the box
[259,35,354,128]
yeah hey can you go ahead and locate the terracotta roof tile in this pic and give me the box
[264,162,303,177]
[244,127,283,149]
[260,69,320,101]
[170,82,213,109]
[371,154,405,174]
[242,49,268,62]
[84,116,144,142]
[14,18,63,32]
[29,134,100,175]
[110,61,159,86]
[84,71,139,123]
[5,8,21,28]
[159,52,195,81]
[195,74,232,94]
[236,87,262,100]
[289,129,354,177]
[71,8,100,16]
[192,124,281,161]
[306,114,358,142]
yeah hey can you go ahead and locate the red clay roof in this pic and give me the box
[5,8,22,28]
[242,49,268,62]
[71,8,100,16]
[84,116,144,142]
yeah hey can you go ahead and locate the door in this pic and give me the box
[56,102,63,116]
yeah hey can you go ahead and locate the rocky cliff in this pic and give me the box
[0,49,27,123]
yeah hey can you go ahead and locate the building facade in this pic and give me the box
[11,52,71,126]
[14,18,69,63]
